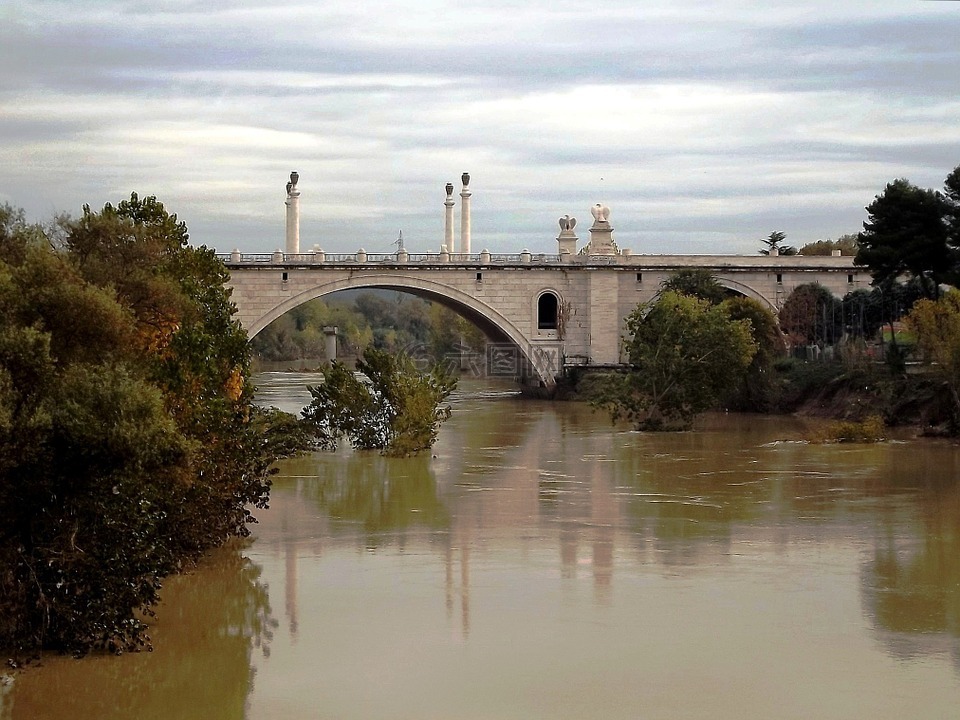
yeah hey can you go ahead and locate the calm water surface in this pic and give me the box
[6,374,960,719]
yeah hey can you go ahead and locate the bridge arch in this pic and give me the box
[646,277,777,313]
[246,273,555,385]
[713,276,779,313]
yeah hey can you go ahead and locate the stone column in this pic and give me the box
[460,172,471,255]
[285,171,301,255]
[323,326,338,364]
[444,182,455,254]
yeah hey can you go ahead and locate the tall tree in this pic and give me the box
[592,291,757,430]
[855,178,952,300]
[1,195,306,656]
[303,346,457,456]
[657,270,783,411]
[721,296,786,411]
[905,290,960,431]
[840,288,884,340]
[759,231,797,256]
[660,269,728,305]
[944,165,960,271]
[778,283,843,347]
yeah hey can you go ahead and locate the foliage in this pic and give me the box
[905,290,960,430]
[660,269,729,305]
[721,296,786,411]
[840,288,884,340]
[855,177,956,300]
[808,415,886,444]
[759,230,797,256]
[648,272,783,412]
[1,205,50,266]
[427,302,486,365]
[251,290,486,366]
[778,283,844,346]
[946,165,960,249]
[303,346,457,456]
[799,234,858,256]
[1,196,306,658]
[770,356,846,409]
[591,291,757,430]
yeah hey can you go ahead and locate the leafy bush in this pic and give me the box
[303,347,457,456]
[809,415,886,443]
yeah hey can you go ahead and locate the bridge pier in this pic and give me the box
[323,326,338,364]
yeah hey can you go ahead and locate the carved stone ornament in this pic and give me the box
[445,182,454,197]
[461,172,470,187]
[558,215,577,231]
[590,204,610,224]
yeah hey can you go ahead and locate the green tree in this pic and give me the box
[944,164,960,266]
[657,271,783,411]
[0,244,185,654]
[759,231,797,256]
[840,288,884,340]
[855,178,953,300]
[1,204,50,266]
[1,196,306,657]
[64,194,270,550]
[427,303,486,367]
[905,291,960,431]
[660,269,728,305]
[721,296,786,411]
[799,234,859,256]
[592,291,757,430]
[252,290,487,368]
[303,346,457,456]
[778,283,843,347]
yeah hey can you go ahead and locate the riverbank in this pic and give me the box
[562,361,959,438]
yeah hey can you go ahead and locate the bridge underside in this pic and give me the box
[242,273,560,388]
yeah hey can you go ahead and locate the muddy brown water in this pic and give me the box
[6,374,960,719]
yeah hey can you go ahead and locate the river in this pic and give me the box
[5,374,960,719]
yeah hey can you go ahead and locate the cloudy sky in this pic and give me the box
[2,1,958,255]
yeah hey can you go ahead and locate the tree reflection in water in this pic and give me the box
[303,452,450,545]
[4,545,275,720]
[861,467,960,669]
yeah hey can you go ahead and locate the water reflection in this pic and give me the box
[11,378,960,719]
[302,453,449,541]
[861,469,960,668]
[5,547,273,720]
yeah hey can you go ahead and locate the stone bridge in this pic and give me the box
[221,249,866,388]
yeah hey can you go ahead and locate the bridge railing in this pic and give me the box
[216,251,566,265]
[215,251,861,275]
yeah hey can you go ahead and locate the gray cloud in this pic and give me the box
[1,1,958,257]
